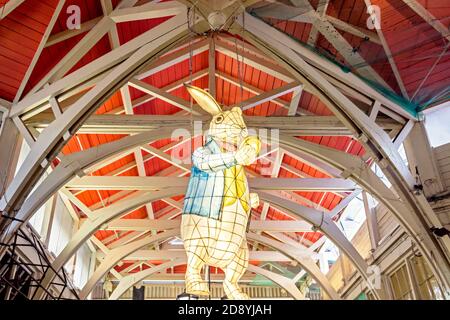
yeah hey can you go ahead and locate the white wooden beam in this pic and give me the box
[306,0,329,46]
[58,190,81,223]
[215,39,294,83]
[65,176,357,192]
[290,0,390,89]
[119,261,143,274]
[401,0,450,42]
[329,189,362,218]
[99,218,312,232]
[28,113,399,135]
[369,100,381,121]
[403,122,446,197]
[267,232,311,254]
[326,15,381,45]
[216,70,290,110]
[99,3,186,205]
[34,189,185,299]
[101,0,121,49]
[105,69,208,114]
[136,39,208,80]
[258,191,380,297]
[49,96,62,117]
[59,188,94,219]
[135,69,208,108]
[79,229,179,299]
[110,259,305,300]
[364,0,409,99]
[29,17,114,95]
[128,79,201,115]
[12,116,35,146]
[45,17,102,48]
[393,119,414,149]
[314,18,390,89]
[208,34,216,98]
[14,0,66,102]
[139,145,191,173]
[0,0,25,19]
[90,235,110,254]
[84,230,337,300]
[107,250,291,262]
[0,16,195,245]
[110,1,185,23]
[288,86,303,116]
[161,198,183,210]
[239,12,450,285]
[235,82,302,110]
[11,14,195,118]
[104,0,157,224]
[87,132,191,177]
[239,14,416,121]
[362,191,380,250]
[107,231,146,249]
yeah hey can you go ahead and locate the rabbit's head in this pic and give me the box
[185,84,248,145]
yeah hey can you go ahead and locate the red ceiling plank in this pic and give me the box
[416,0,450,23]
[0,0,59,100]
[116,16,173,45]
[368,0,449,103]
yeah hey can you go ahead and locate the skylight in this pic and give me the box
[423,102,450,147]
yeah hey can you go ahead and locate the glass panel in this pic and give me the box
[409,255,444,300]
[424,103,450,147]
[389,264,412,300]
[48,196,74,255]
[73,244,91,289]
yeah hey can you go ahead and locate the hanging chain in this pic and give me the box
[241,11,245,106]
[234,10,245,108]
[187,6,195,151]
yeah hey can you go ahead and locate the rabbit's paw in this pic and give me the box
[235,145,257,166]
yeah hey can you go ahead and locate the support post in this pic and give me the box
[0,122,21,199]
[403,121,445,198]
[362,191,380,252]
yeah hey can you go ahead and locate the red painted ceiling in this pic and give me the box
[2,0,446,273]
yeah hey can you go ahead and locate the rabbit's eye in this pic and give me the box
[214,115,224,124]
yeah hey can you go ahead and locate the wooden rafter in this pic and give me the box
[0,0,25,19]
[27,114,400,136]
[100,0,156,224]
[306,0,329,46]
[45,17,102,48]
[364,0,409,99]
[325,15,381,45]
[29,16,114,95]
[235,82,302,110]
[215,39,294,82]
[14,0,66,103]
[290,0,393,90]
[128,79,201,115]
[208,34,216,98]
[110,1,185,23]
[402,0,450,42]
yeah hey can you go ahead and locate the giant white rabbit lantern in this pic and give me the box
[181,84,261,300]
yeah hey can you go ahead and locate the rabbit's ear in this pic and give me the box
[184,83,222,115]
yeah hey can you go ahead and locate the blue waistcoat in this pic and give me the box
[182,138,236,220]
